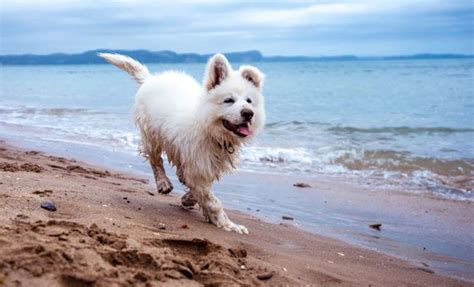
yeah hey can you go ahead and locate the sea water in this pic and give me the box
[1,59,473,200]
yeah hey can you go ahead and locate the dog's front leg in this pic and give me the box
[191,184,248,234]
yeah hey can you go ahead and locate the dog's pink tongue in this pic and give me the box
[238,125,252,136]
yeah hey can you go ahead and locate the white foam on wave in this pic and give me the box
[239,145,349,174]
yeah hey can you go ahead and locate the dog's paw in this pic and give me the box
[181,193,197,209]
[156,178,173,194]
[221,221,249,234]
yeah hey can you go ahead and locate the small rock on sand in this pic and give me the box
[257,272,274,280]
[228,247,247,258]
[282,215,294,221]
[40,201,57,212]
[369,223,382,231]
[293,182,311,188]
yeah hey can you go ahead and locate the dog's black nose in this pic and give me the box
[241,109,254,121]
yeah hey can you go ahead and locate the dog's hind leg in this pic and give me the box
[191,184,248,234]
[149,152,173,194]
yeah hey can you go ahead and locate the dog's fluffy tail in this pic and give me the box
[98,53,149,85]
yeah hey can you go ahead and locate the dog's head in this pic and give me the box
[201,54,265,143]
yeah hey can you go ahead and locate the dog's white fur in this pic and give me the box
[99,53,265,234]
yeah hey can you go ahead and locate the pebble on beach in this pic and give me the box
[369,223,382,231]
[40,201,57,212]
[257,272,274,280]
[293,182,311,188]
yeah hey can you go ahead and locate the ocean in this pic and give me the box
[1,59,473,200]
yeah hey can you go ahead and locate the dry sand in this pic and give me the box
[0,141,470,286]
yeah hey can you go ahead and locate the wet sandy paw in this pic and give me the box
[156,178,173,194]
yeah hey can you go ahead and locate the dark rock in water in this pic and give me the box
[282,215,294,220]
[369,223,382,231]
[293,182,311,188]
[418,267,435,274]
[257,272,274,280]
[41,201,57,212]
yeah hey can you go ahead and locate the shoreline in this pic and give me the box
[2,134,474,281]
[0,140,472,285]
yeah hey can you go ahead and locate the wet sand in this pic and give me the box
[0,141,472,286]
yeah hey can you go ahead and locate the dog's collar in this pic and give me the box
[217,140,235,154]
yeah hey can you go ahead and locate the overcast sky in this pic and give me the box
[1,0,473,56]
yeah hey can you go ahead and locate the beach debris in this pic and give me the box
[418,267,435,274]
[369,223,382,231]
[0,162,43,173]
[337,252,345,257]
[147,191,155,196]
[16,214,29,220]
[328,260,334,264]
[229,247,247,258]
[240,265,246,270]
[282,267,288,272]
[257,272,274,280]
[282,215,294,221]
[293,182,311,188]
[181,224,189,229]
[159,223,166,230]
[40,201,57,212]
[32,189,53,197]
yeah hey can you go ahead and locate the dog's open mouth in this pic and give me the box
[222,120,252,137]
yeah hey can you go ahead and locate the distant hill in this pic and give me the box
[0,49,472,65]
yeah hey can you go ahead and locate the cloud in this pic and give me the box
[1,0,473,55]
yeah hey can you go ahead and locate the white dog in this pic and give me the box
[99,53,265,234]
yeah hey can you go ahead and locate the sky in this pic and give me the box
[1,0,473,56]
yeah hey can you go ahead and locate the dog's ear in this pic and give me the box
[239,65,265,89]
[204,54,232,91]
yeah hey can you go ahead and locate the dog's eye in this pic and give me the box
[246,98,252,104]
[224,98,235,104]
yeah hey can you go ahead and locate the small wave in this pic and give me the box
[328,126,474,135]
[334,149,474,176]
[239,145,473,200]
[0,107,107,116]
[265,120,329,129]
[241,147,313,165]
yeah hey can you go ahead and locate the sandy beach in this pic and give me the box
[0,140,471,286]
